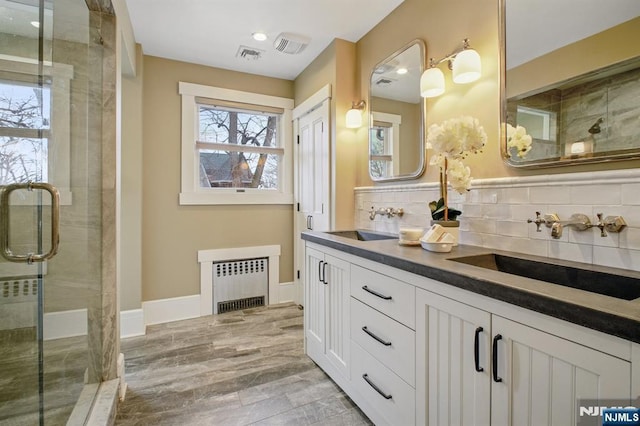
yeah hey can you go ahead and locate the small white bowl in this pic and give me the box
[420,240,453,253]
[399,227,424,242]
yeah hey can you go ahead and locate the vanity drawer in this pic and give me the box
[351,341,415,426]
[351,297,415,386]
[351,264,415,328]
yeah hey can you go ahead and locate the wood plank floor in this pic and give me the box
[116,302,371,425]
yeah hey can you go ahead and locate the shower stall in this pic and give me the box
[0,0,118,424]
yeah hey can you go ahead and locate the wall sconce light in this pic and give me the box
[346,100,366,128]
[420,38,482,98]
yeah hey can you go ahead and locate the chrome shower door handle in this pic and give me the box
[0,181,60,263]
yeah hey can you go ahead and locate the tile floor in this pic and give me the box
[115,302,371,425]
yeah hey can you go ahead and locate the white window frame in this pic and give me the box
[0,54,73,205]
[370,111,401,177]
[179,82,294,205]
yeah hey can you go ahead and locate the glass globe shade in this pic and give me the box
[420,67,445,98]
[452,48,481,84]
[345,108,362,128]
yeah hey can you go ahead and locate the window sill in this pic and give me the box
[179,191,294,206]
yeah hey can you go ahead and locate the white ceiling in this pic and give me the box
[506,0,640,69]
[124,0,405,80]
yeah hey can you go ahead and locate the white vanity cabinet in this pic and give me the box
[303,238,637,426]
[349,265,417,425]
[416,287,632,426]
[304,245,351,384]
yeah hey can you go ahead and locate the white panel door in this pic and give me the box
[323,254,350,378]
[491,315,632,426]
[295,99,330,305]
[416,288,491,426]
[297,100,329,233]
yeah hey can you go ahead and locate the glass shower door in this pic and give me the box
[0,0,103,423]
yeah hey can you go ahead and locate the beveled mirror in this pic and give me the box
[369,39,426,181]
[500,0,640,168]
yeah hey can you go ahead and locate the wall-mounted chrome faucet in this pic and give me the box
[527,212,626,239]
[369,206,404,220]
[526,211,559,232]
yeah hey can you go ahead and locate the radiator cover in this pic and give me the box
[212,257,268,314]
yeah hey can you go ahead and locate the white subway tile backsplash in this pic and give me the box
[499,187,529,204]
[548,241,593,264]
[593,246,640,272]
[571,184,621,205]
[465,218,497,235]
[481,204,511,220]
[530,186,566,205]
[458,231,484,247]
[460,204,483,218]
[621,183,640,205]
[497,220,529,238]
[483,234,548,257]
[355,170,640,273]
[619,227,640,251]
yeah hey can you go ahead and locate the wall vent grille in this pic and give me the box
[213,257,268,314]
[218,296,265,314]
[1,276,38,303]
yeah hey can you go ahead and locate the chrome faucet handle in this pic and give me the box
[604,215,627,233]
[527,212,558,232]
[594,213,607,237]
[527,211,544,232]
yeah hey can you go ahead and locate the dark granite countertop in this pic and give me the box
[302,230,640,344]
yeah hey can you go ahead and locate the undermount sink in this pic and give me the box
[449,253,640,301]
[325,230,397,242]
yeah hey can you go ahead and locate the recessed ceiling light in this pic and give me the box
[252,32,267,42]
[30,21,40,28]
[396,67,408,75]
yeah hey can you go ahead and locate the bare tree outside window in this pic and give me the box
[0,81,50,185]
[197,105,279,189]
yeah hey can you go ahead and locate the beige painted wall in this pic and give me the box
[508,17,640,98]
[120,43,143,310]
[141,55,294,301]
[294,39,358,231]
[357,0,504,189]
[355,0,640,196]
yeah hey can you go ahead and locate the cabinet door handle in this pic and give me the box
[318,261,324,283]
[362,374,392,400]
[306,215,313,230]
[322,261,328,284]
[361,285,392,300]
[492,334,503,383]
[474,326,484,372]
[362,326,392,346]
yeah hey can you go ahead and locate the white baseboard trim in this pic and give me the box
[120,309,145,338]
[39,286,294,341]
[276,281,297,304]
[44,308,87,341]
[142,294,201,326]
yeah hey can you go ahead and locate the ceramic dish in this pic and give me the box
[420,240,453,253]
[398,239,421,246]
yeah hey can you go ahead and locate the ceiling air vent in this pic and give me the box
[273,32,310,55]
[236,45,264,60]
[375,77,395,87]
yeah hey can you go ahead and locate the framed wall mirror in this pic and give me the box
[500,0,640,168]
[369,39,426,181]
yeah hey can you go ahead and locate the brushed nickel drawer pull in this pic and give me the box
[362,326,392,346]
[362,285,392,300]
[362,373,392,400]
